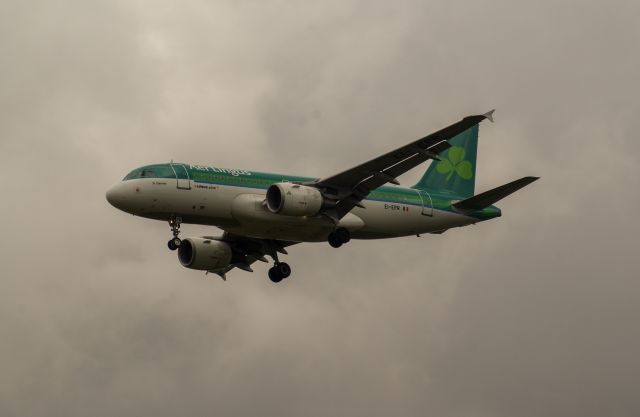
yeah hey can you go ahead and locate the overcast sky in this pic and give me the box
[1,1,639,416]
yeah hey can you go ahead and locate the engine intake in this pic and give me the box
[178,238,233,271]
[266,182,323,217]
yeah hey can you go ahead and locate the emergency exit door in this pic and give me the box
[416,189,433,217]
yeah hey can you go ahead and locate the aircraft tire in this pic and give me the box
[336,228,351,243]
[168,239,178,251]
[276,262,291,279]
[328,233,343,248]
[268,267,283,283]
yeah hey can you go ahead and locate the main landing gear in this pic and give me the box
[266,244,291,283]
[167,216,182,251]
[328,227,351,248]
[268,262,291,283]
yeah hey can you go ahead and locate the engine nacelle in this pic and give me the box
[266,182,323,217]
[178,238,233,271]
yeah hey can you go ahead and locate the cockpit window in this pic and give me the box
[123,164,177,181]
[123,169,142,180]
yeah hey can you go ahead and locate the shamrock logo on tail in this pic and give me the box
[436,146,473,181]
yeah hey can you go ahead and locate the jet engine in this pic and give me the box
[178,238,233,271]
[266,182,323,216]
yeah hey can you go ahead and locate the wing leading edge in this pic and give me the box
[312,110,495,219]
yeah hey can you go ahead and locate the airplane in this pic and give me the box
[106,110,538,283]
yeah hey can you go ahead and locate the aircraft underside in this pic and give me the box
[151,184,479,282]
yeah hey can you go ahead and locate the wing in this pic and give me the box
[203,232,298,279]
[312,110,495,219]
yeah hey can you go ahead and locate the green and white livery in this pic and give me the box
[106,110,538,282]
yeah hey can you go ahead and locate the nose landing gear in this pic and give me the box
[328,227,351,248]
[167,216,182,251]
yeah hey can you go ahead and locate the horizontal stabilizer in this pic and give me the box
[453,176,539,213]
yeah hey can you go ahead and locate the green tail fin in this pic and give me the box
[412,124,479,198]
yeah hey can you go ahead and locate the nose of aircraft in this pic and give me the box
[106,183,126,210]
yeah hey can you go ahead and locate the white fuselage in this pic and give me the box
[106,178,477,242]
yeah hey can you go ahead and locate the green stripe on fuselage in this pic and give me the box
[125,163,500,220]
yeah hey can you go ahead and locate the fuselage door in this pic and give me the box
[171,164,191,190]
[416,189,433,217]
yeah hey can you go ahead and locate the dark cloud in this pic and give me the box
[1,1,639,416]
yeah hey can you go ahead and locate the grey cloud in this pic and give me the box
[1,1,639,416]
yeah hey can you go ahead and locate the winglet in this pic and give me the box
[483,109,495,123]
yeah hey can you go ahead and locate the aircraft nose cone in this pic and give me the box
[106,183,125,209]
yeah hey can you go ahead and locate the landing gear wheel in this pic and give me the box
[167,237,181,251]
[268,262,291,283]
[276,262,291,279]
[328,233,343,248]
[335,227,351,243]
[328,228,350,248]
[268,267,283,283]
